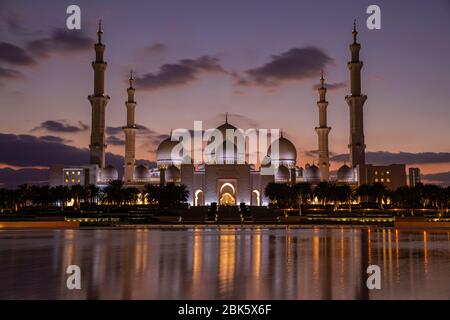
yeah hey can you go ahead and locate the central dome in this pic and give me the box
[267,136,297,164]
[156,136,184,166]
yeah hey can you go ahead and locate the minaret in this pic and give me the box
[315,71,331,181]
[345,20,367,184]
[88,20,110,168]
[123,71,138,183]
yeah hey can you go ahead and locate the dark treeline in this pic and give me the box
[265,182,450,212]
[0,180,189,212]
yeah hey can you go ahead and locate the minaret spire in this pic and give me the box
[89,20,110,168]
[225,112,228,124]
[352,19,358,44]
[123,71,138,183]
[97,19,103,44]
[346,20,367,185]
[315,72,331,181]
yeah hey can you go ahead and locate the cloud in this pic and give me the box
[304,149,338,158]
[0,42,36,66]
[143,43,168,55]
[312,81,347,92]
[0,66,22,79]
[107,124,167,149]
[423,172,450,186]
[106,135,125,146]
[32,120,89,133]
[39,135,71,144]
[0,133,156,186]
[27,28,93,58]
[135,56,227,90]
[237,47,333,87]
[0,168,49,188]
[331,151,450,165]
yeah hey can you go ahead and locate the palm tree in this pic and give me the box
[356,184,371,204]
[145,184,160,205]
[103,180,124,205]
[314,182,331,206]
[86,184,101,205]
[264,183,291,208]
[70,184,86,209]
[145,183,189,210]
[51,185,71,210]
[370,183,388,208]
[123,187,140,205]
[293,182,312,214]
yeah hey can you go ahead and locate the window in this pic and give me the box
[65,172,69,175]
[77,171,81,176]
[72,171,75,175]
[72,179,75,183]
[375,171,378,175]
[65,179,69,183]
[375,178,379,182]
[387,178,391,183]
[78,179,81,183]
[386,171,390,175]
[381,178,385,182]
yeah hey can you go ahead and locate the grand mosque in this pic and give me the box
[50,21,407,206]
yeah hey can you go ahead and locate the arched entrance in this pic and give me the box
[220,193,235,205]
[194,189,204,206]
[219,182,236,206]
[251,190,261,206]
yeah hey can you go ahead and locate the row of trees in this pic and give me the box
[0,181,189,212]
[264,182,450,211]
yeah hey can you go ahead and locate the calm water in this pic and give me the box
[0,226,449,300]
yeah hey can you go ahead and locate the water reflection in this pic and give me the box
[0,226,449,299]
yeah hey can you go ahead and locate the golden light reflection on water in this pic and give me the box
[0,227,449,299]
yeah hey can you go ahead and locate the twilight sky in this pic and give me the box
[1,0,450,186]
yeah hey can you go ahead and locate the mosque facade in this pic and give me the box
[49,21,407,205]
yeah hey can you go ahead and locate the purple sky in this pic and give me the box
[1,0,450,186]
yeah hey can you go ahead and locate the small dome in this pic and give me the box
[101,165,118,181]
[165,165,181,183]
[156,137,183,166]
[337,164,354,182]
[304,164,320,182]
[267,136,297,163]
[134,165,150,181]
[275,165,290,183]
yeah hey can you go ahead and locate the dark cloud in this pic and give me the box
[135,56,227,90]
[107,124,167,149]
[0,42,36,66]
[106,135,125,146]
[237,47,333,87]
[0,132,157,188]
[32,120,89,133]
[304,149,338,158]
[144,43,168,54]
[0,168,49,188]
[27,29,93,58]
[331,151,450,165]
[312,81,347,91]
[0,133,156,185]
[39,135,71,144]
[0,66,22,79]
[423,172,450,186]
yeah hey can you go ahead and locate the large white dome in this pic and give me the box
[267,136,297,163]
[156,136,184,166]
